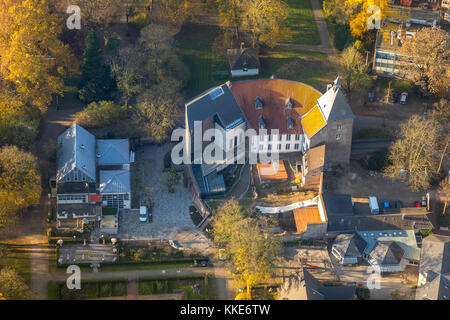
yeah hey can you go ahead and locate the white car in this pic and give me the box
[400,92,408,105]
[139,206,148,222]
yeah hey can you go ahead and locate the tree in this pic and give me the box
[74,101,129,128]
[110,47,144,105]
[212,199,281,295]
[383,115,442,191]
[161,168,180,193]
[240,0,289,48]
[438,178,449,216]
[432,99,450,123]
[216,0,245,39]
[0,267,30,300]
[0,145,41,230]
[0,0,77,112]
[79,30,116,103]
[339,46,372,96]
[54,0,122,28]
[132,78,183,143]
[398,27,449,97]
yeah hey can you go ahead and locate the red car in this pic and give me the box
[414,201,421,208]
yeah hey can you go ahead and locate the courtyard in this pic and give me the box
[117,143,213,254]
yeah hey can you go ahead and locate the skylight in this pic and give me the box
[209,87,224,100]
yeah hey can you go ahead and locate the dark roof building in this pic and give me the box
[185,83,246,132]
[416,234,450,300]
[278,269,355,300]
[227,48,260,73]
[332,233,367,264]
[320,193,354,217]
[369,241,405,267]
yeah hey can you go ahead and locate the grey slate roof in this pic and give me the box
[185,84,246,131]
[97,139,130,166]
[322,193,354,216]
[332,233,367,258]
[369,241,404,265]
[57,123,96,182]
[278,269,355,300]
[416,234,450,300]
[99,170,131,194]
[327,212,433,232]
[227,48,260,70]
[327,89,355,121]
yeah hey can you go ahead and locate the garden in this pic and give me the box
[138,275,210,300]
[48,279,127,300]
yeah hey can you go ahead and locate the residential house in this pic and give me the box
[56,123,132,229]
[416,234,450,300]
[332,233,367,265]
[56,123,100,229]
[227,46,260,77]
[279,269,355,300]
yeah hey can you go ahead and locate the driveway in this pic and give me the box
[118,144,214,252]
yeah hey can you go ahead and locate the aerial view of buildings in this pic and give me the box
[0,0,448,310]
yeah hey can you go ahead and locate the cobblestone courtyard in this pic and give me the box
[117,144,213,253]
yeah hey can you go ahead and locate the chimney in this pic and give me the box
[226,80,232,88]
[327,84,332,91]
[240,42,244,52]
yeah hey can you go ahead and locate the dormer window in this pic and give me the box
[286,116,294,130]
[285,97,293,109]
[243,62,248,72]
[254,96,263,110]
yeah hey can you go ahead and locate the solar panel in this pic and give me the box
[209,87,224,100]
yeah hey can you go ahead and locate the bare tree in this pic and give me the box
[338,46,373,97]
[398,27,449,97]
[383,115,442,191]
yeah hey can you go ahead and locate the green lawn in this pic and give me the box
[0,245,31,286]
[279,0,320,45]
[175,24,224,97]
[176,23,333,100]
[261,47,335,89]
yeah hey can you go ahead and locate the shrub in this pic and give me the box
[419,229,433,238]
[356,287,370,300]
[334,24,353,51]
[362,149,391,171]
[74,101,129,128]
[133,12,149,28]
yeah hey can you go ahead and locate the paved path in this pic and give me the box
[227,163,251,200]
[278,0,336,56]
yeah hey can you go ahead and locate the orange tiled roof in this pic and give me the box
[257,161,288,181]
[292,206,325,234]
[301,105,327,139]
[231,79,322,135]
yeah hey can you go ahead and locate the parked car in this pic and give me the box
[395,200,402,209]
[368,91,375,102]
[414,201,421,208]
[383,201,390,209]
[169,240,184,250]
[139,205,148,222]
[421,196,427,207]
[389,91,400,103]
[400,92,408,105]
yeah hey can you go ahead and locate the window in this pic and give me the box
[278,144,282,150]
[336,134,342,141]
[268,135,272,142]
[259,144,264,151]
[295,134,300,140]
[286,134,291,141]
[268,144,272,151]
[337,124,342,132]
[286,144,290,150]
[294,143,299,150]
